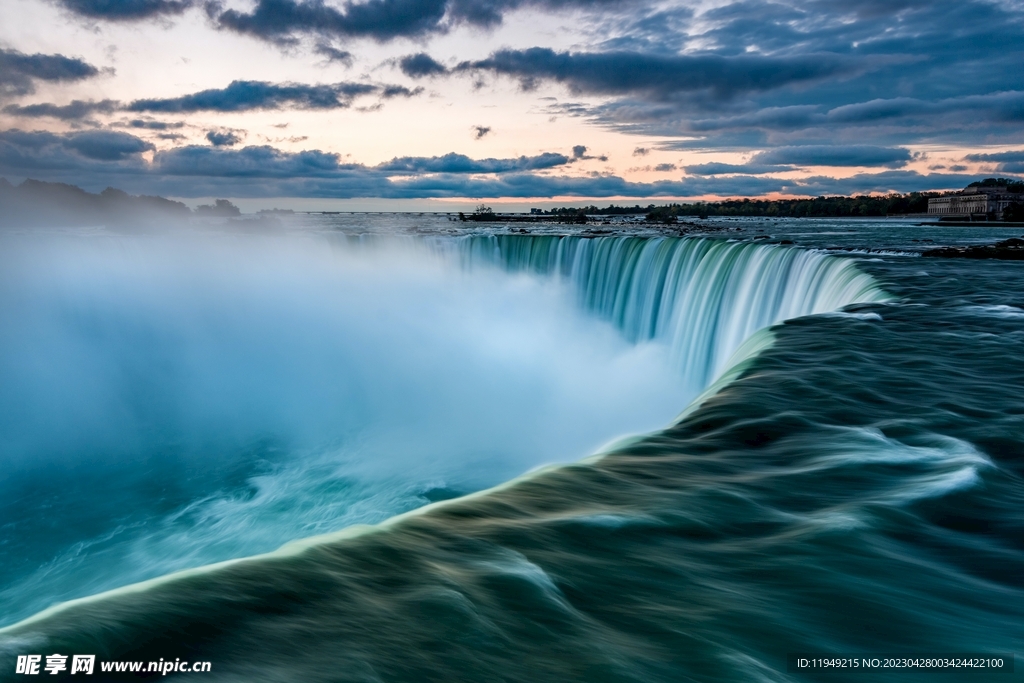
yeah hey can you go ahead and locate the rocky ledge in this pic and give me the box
[922,237,1024,260]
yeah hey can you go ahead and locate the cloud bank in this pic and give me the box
[0,131,992,199]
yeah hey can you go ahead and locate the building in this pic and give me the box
[928,185,1020,220]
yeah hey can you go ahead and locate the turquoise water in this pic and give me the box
[0,217,1021,681]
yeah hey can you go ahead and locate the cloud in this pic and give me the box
[381,85,423,98]
[213,0,450,43]
[0,48,100,97]
[750,145,912,168]
[653,163,676,172]
[58,0,192,19]
[3,131,1011,199]
[963,150,1024,163]
[684,162,793,176]
[632,91,1024,150]
[313,43,353,65]
[632,147,649,156]
[571,145,607,162]
[206,130,242,146]
[126,80,401,112]
[964,150,1024,174]
[151,144,355,177]
[64,130,155,160]
[399,53,448,78]
[209,0,648,44]
[514,0,1024,150]
[824,92,1024,126]
[126,119,185,130]
[2,99,119,120]
[683,146,912,175]
[376,151,570,173]
[33,0,1022,162]
[793,170,988,195]
[458,48,858,99]
[0,129,153,169]
[473,125,491,139]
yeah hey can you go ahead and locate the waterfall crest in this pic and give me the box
[443,235,890,393]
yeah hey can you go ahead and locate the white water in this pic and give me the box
[0,229,887,626]
[445,235,888,393]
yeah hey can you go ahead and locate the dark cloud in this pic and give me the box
[399,53,448,78]
[63,130,155,160]
[964,150,1024,174]
[378,172,783,199]
[126,119,185,130]
[823,92,1024,126]
[213,0,450,43]
[376,151,570,173]
[2,99,119,120]
[127,80,394,112]
[571,145,607,162]
[381,85,423,98]
[314,44,353,65]
[473,125,491,139]
[0,48,100,97]
[632,147,649,156]
[209,0,647,44]
[525,0,1024,151]
[750,145,912,168]
[964,151,1024,163]
[58,0,191,19]
[683,146,912,175]
[630,91,1024,150]
[684,162,791,176]
[206,130,242,146]
[0,129,153,169]
[653,163,676,172]
[152,145,356,177]
[458,48,857,99]
[793,170,988,196]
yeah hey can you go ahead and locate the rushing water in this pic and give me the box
[0,217,1021,682]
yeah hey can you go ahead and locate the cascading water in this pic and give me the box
[442,235,889,392]
[0,229,888,632]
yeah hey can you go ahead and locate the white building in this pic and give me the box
[928,186,1019,220]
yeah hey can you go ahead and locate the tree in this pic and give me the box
[1004,202,1024,222]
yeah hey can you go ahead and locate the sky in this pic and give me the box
[1,0,1023,208]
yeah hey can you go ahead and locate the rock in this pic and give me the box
[922,236,1024,260]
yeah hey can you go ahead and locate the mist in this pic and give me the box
[0,228,690,625]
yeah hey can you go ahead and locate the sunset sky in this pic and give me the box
[1,0,1023,209]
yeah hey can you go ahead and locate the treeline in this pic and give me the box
[539,193,942,221]
[0,178,245,227]
[967,178,1024,192]
[645,193,939,221]
[540,180,1024,221]
[541,204,652,215]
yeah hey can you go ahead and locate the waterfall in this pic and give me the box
[440,235,890,394]
[0,230,893,633]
